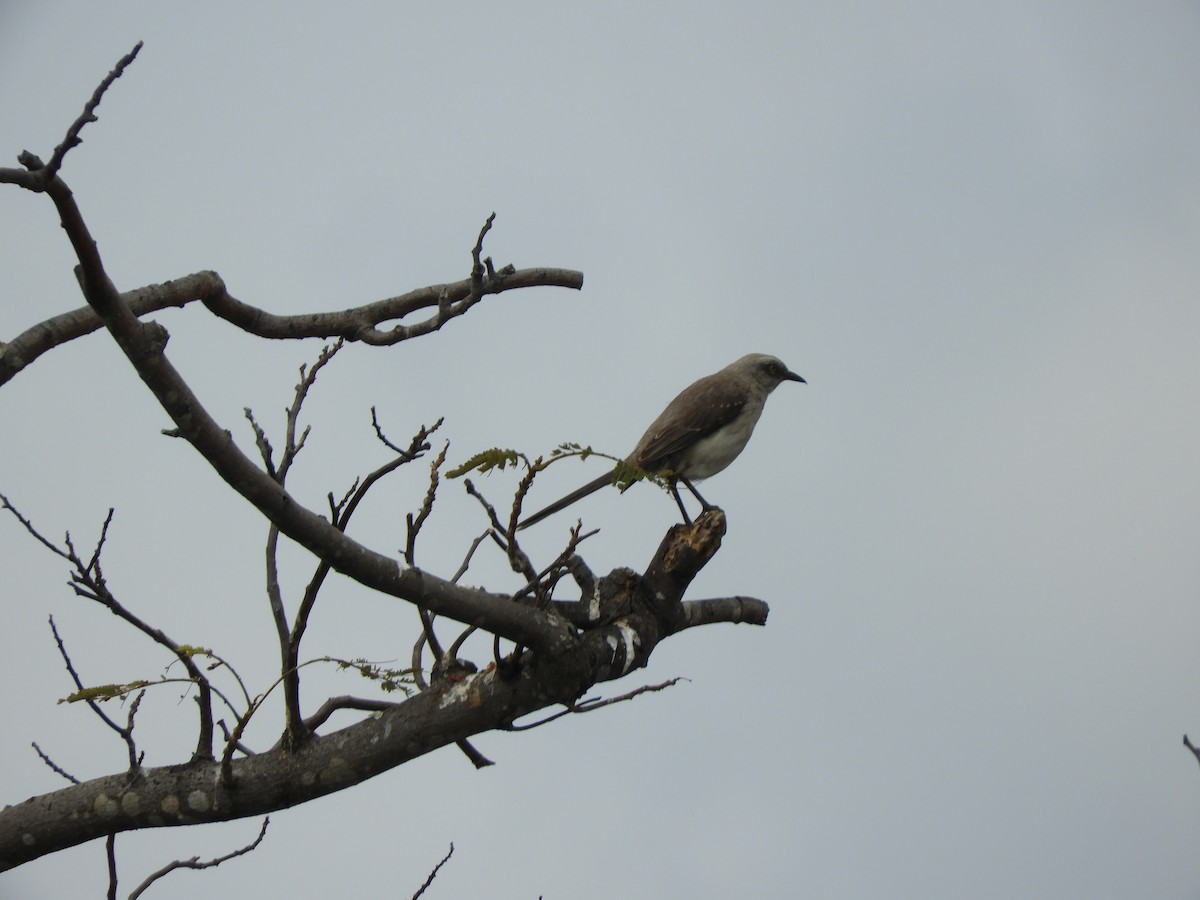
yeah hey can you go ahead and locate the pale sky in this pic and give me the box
[3,3,1200,897]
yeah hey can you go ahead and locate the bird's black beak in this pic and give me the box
[787,371,806,384]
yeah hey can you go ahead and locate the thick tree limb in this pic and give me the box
[0,510,757,869]
[0,632,599,870]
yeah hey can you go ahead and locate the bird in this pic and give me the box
[518,353,804,530]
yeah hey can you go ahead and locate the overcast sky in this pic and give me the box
[3,2,1199,898]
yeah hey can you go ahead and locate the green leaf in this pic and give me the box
[60,680,150,704]
[446,449,523,478]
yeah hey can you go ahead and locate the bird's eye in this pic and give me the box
[767,362,780,375]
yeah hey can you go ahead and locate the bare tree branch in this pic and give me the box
[280,415,442,746]
[0,49,781,888]
[255,340,345,746]
[0,266,584,387]
[17,502,219,763]
[5,179,577,649]
[0,40,144,193]
[127,818,269,900]
[47,616,139,765]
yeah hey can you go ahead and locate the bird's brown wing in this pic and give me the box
[630,371,748,469]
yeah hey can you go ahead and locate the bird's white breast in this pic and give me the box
[676,408,759,479]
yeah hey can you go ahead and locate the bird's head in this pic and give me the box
[738,353,806,391]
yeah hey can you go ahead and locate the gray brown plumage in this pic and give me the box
[518,353,804,529]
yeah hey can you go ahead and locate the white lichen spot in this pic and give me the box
[587,585,602,622]
[438,677,473,709]
[120,792,141,816]
[93,793,119,818]
[186,790,210,813]
[437,668,488,707]
[22,833,35,847]
[614,622,640,675]
[160,794,179,815]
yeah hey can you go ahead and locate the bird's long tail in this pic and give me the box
[516,471,616,531]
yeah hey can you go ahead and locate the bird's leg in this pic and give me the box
[668,477,693,525]
[678,476,713,512]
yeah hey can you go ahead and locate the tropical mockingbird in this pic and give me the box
[518,353,804,529]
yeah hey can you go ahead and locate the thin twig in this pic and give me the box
[243,408,276,477]
[0,492,72,560]
[14,491,220,762]
[48,616,130,746]
[462,479,538,582]
[40,41,144,179]
[507,678,685,731]
[278,340,343,483]
[86,507,115,576]
[411,843,455,900]
[300,695,404,733]
[186,648,254,710]
[69,566,216,762]
[471,213,496,285]
[127,818,269,900]
[509,522,597,607]
[1184,734,1200,768]
[405,443,449,565]
[216,720,257,758]
[450,531,489,584]
[283,419,440,743]
[417,607,445,665]
[123,689,146,771]
[31,741,80,784]
[410,630,429,691]
[106,832,118,900]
